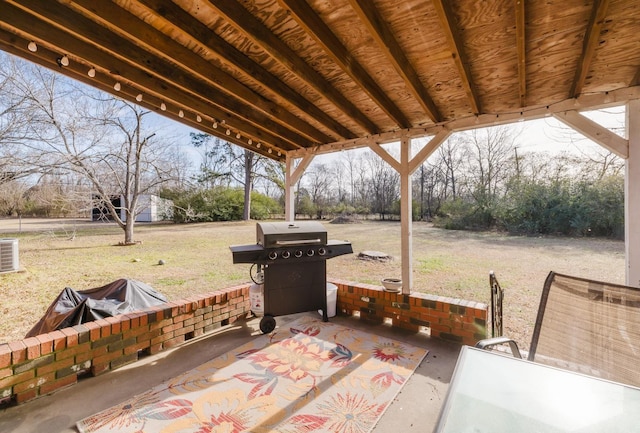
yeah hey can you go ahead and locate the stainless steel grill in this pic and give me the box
[230,222,352,332]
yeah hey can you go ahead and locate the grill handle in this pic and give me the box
[275,238,322,246]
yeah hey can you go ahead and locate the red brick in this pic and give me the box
[127,313,141,329]
[151,333,173,346]
[8,341,27,364]
[0,344,11,368]
[92,319,111,338]
[430,324,453,334]
[120,316,131,332]
[123,341,149,356]
[0,370,34,389]
[175,325,194,337]
[92,350,124,367]
[135,329,161,344]
[90,345,108,359]
[173,313,192,324]
[37,357,74,376]
[163,335,185,349]
[91,363,110,376]
[49,331,67,351]
[105,316,122,334]
[148,343,163,355]
[15,388,38,404]
[14,375,42,394]
[61,328,79,347]
[161,323,180,334]
[39,374,76,396]
[56,342,91,361]
[0,367,11,380]
[138,313,148,327]
[23,337,41,360]
[36,334,54,356]
[81,321,102,341]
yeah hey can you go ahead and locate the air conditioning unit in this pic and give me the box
[0,238,19,273]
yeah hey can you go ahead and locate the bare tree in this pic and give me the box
[362,152,399,219]
[303,163,333,219]
[463,127,516,209]
[5,58,181,244]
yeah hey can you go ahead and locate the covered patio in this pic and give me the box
[1,0,640,431]
[0,311,461,433]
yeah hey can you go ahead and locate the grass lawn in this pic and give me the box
[0,219,625,348]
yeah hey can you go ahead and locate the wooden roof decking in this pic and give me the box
[1,0,639,161]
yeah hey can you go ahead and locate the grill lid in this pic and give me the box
[257,222,327,248]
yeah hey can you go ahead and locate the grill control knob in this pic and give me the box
[318,247,327,256]
[268,251,278,260]
[294,250,303,258]
[307,249,315,257]
[281,250,291,259]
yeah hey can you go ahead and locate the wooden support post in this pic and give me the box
[626,99,640,287]
[400,134,413,294]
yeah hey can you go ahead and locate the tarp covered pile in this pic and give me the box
[26,279,167,337]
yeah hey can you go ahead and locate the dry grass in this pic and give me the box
[0,219,625,348]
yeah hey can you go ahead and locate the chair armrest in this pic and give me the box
[475,337,522,359]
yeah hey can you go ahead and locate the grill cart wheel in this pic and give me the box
[259,315,276,334]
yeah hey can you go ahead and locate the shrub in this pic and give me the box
[166,187,280,222]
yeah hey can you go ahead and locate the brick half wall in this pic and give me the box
[0,281,486,406]
[0,284,251,405]
[330,279,488,346]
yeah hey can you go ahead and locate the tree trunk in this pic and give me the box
[124,214,135,244]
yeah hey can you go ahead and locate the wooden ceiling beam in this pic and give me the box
[289,86,640,158]
[0,35,285,161]
[0,13,297,155]
[4,0,307,150]
[348,0,441,123]
[68,0,333,146]
[431,0,481,114]
[570,0,610,97]
[515,0,526,107]
[205,0,380,134]
[279,0,412,129]
[135,0,355,142]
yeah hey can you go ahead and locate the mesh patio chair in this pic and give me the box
[477,271,640,387]
[489,270,504,338]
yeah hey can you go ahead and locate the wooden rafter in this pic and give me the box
[2,1,307,150]
[67,0,333,146]
[0,33,284,161]
[348,0,441,123]
[570,0,610,97]
[288,85,640,159]
[431,0,481,114]
[515,0,526,107]
[205,0,380,134]
[134,0,355,142]
[279,0,412,129]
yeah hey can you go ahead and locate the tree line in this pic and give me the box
[1,52,625,241]
[291,128,624,238]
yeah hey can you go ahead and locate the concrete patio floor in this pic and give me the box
[0,312,462,433]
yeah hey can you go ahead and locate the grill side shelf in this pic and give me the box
[229,244,265,264]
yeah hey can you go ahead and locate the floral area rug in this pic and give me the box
[76,316,428,433]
